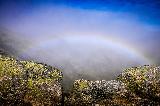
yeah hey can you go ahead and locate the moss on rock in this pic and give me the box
[0,54,27,105]
[65,79,130,106]
[65,65,160,106]
[0,52,159,106]
[20,60,62,106]
[0,54,62,106]
[117,65,160,103]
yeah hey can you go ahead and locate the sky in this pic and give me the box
[0,0,160,89]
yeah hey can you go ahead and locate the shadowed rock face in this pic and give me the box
[0,53,62,106]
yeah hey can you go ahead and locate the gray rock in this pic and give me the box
[0,54,63,106]
[65,65,160,106]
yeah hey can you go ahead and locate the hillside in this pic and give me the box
[0,53,159,105]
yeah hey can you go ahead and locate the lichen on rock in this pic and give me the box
[65,65,160,106]
[0,54,62,106]
[0,52,160,106]
[65,79,129,106]
[0,54,27,105]
[20,60,62,106]
[117,65,160,105]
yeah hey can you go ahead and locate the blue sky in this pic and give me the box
[1,0,159,25]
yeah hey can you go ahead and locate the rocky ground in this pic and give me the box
[0,52,160,106]
[65,66,160,105]
[0,53,62,106]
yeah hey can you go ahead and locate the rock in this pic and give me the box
[21,60,63,106]
[65,79,130,106]
[0,54,63,106]
[117,65,160,105]
[65,65,160,106]
[0,54,27,105]
[0,52,159,106]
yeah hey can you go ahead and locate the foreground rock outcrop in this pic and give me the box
[65,79,128,106]
[118,65,160,105]
[0,52,160,106]
[65,65,160,106]
[0,54,62,106]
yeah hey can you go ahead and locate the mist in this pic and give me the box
[0,0,160,89]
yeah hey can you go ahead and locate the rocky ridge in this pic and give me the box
[0,52,160,106]
[0,53,62,106]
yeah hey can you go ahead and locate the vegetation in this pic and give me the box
[117,65,160,103]
[0,53,159,105]
[0,54,62,106]
[65,65,160,106]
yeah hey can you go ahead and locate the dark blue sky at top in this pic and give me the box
[0,0,160,25]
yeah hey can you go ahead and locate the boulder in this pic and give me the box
[0,54,62,106]
[65,65,160,106]
[1,52,159,106]
[0,54,27,105]
[117,65,160,105]
[65,79,130,106]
